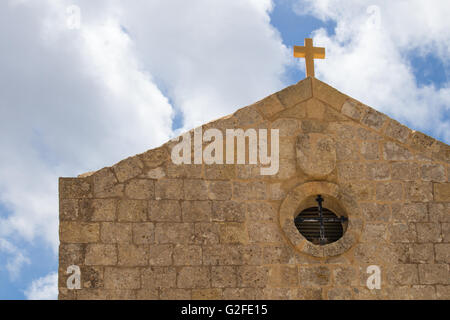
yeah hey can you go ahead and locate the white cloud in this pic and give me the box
[0,239,30,280]
[0,0,289,294]
[114,0,289,130]
[24,272,58,300]
[294,0,450,143]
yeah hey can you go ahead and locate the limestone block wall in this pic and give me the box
[59,78,450,300]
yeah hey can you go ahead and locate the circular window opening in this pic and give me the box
[294,195,348,245]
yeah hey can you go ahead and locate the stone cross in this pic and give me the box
[294,38,325,77]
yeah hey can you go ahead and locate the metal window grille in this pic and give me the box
[294,195,347,245]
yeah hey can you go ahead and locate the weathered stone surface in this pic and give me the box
[219,223,249,244]
[361,223,387,242]
[237,266,268,288]
[327,288,352,300]
[296,133,336,177]
[113,157,144,183]
[85,244,117,265]
[301,119,328,133]
[60,243,84,265]
[366,162,390,180]
[305,98,326,119]
[416,222,442,243]
[312,78,347,111]
[193,223,220,245]
[203,245,242,265]
[410,243,434,263]
[247,202,276,221]
[208,181,232,200]
[418,264,449,285]
[341,99,363,121]
[247,222,283,243]
[376,182,403,201]
[182,200,211,222]
[434,183,450,201]
[409,131,436,152]
[383,142,414,160]
[204,165,235,180]
[392,203,428,222]
[60,199,80,221]
[166,163,202,179]
[132,222,154,244]
[361,108,387,131]
[272,118,301,137]
[101,222,132,243]
[421,164,446,182]
[388,223,417,243]
[124,179,154,199]
[177,266,211,288]
[361,203,390,222]
[148,244,173,266]
[385,120,411,143]
[254,94,285,118]
[117,200,147,222]
[276,102,307,119]
[60,178,91,199]
[276,78,312,108]
[160,289,191,299]
[391,162,420,180]
[436,285,450,300]
[104,267,140,289]
[184,179,208,200]
[360,141,380,160]
[441,223,450,243]
[154,223,194,244]
[192,288,222,300]
[60,222,99,243]
[222,288,257,300]
[212,266,237,288]
[429,203,450,222]
[333,266,358,286]
[336,140,359,161]
[173,244,202,265]
[140,147,167,168]
[118,244,148,266]
[268,265,298,287]
[136,288,159,300]
[145,167,166,179]
[387,264,419,285]
[233,105,264,127]
[405,181,433,202]
[155,179,184,200]
[299,266,331,286]
[233,181,268,200]
[142,267,176,288]
[148,200,181,222]
[337,162,365,181]
[88,199,117,221]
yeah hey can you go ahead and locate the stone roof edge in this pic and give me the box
[309,77,449,163]
[70,76,449,183]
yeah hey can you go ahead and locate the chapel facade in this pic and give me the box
[58,77,449,300]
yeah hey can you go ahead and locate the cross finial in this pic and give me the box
[294,38,325,77]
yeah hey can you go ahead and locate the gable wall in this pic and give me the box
[58,78,450,299]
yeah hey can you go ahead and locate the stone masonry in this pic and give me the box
[59,77,450,300]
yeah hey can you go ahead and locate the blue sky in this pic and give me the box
[0,0,449,299]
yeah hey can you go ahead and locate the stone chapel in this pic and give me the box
[58,75,449,300]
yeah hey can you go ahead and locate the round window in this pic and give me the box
[294,195,348,245]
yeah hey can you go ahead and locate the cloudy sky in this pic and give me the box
[0,0,449,299]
